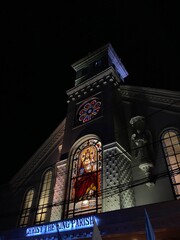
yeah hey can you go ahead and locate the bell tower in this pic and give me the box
[63,43,129,147]
[60,43,135,219]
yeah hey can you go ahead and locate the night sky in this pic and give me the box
[1,1,180,184]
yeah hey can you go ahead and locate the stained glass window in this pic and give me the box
[77,97,101,124]
[68,138,102,218]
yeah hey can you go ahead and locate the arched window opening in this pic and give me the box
[161,129,180,199]
[35,170,53,225]
[18,188,34,227]
[68,138,102,218]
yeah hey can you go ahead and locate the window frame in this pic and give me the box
[161,128,180,199]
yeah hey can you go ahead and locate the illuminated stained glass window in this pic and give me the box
[77,97,101,124]
[68,138,102,218]
[18,188,34,227]
[161,129,180,199]
[35,170,53,225]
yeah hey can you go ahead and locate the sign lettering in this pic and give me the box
[26,215,94,237]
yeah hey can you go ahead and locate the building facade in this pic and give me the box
[1,43,180,239]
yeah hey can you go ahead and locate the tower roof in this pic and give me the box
[71,43,128,84]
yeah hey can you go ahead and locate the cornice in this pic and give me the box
[66,67,121,103]
[119,85,180,110]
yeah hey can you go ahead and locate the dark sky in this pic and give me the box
[1,1,180,184]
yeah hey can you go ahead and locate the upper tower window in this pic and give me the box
[94,59,102,68]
